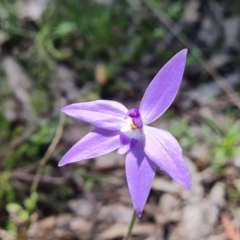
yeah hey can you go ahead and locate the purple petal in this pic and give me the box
[118,138,137,155]
[118,133,131,154]
[118,143,130,155]
[126,141,156,217]
[140,49,187,124]
[58,128,119,166]
[61,100,128,130]
[143,126,191,190]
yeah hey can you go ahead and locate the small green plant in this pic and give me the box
[5,192,38,238]
[202,114,240,172]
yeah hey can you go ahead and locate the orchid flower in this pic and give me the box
[59,49,191,216]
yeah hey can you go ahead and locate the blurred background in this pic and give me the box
[1,0,240,239]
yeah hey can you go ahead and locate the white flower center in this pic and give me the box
[120,117,141,140]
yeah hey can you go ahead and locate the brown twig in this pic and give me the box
[30,113,65,192]
[10,171,64,185]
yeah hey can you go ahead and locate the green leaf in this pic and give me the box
[6,203,22,213]
[24,192,38,211]
[53,22,77,37]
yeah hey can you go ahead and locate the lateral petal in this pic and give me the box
[61,100,128,130]
[140,49,187,124]
[143,126,191,190]
[126,141,156,217]
[58,128,119,166]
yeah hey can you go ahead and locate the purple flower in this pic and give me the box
[59,49,191,216]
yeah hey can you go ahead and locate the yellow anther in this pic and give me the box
[130,123,137,130]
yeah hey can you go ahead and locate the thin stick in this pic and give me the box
[31,113,65,192]
[124,210,137,240]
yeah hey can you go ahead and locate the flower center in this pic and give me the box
[127,108,143,128]
[130,123,137,130]
[120,108,142,140]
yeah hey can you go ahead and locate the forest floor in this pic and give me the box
[1,0,240,239]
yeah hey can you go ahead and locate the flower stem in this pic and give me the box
[124,209,137,240]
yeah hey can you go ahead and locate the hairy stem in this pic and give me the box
[124,209,137,240]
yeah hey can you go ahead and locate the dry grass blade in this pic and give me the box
[31,113,66,192]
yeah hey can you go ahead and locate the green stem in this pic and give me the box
[124,209,137,240]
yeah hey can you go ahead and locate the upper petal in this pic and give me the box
[58,128,119,166]
[126,141,156,217]
[61,100,128,130]
[140,49,187,124]
[143,126,191,190]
